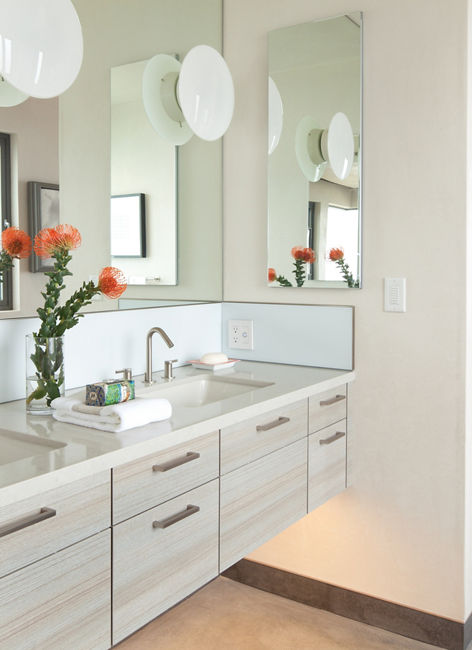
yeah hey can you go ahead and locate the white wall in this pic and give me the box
[224,0,469,621]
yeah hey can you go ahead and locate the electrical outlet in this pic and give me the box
[228,319,254,350]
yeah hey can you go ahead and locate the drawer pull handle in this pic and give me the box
[319,431,346,445]
[0,507,56,539]
[320,394,346,406]
[153,504,200,529]
[256,416,290,432]
[152,451,200,472]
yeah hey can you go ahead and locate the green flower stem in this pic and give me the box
[0,250,14,285]
[275,274,293,287]
[334,258,359,288]
[54,281,101,335]
[29,249,102,408]
[36,249,73,338]
[293,259,306,287]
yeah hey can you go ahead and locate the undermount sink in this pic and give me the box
[0,430,66,466]
[137,374,274,408]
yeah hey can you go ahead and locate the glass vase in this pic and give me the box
[25,334,65,415]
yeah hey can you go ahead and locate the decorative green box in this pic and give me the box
[85,380,135,407]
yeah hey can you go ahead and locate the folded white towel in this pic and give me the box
[51,395,172,433]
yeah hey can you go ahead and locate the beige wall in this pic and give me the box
[224,0,469,620]
[0,98,58,318]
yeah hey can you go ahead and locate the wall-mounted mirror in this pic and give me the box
[111,59,177,286]
[0,0,223,318]
[267,13,362,289]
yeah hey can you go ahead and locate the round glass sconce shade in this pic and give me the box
[321,112,354,180]
[0,0,83,98]
[0,77,28,107]
[268,76,283,155]
[142,54,193,145]
[178,45,234,141]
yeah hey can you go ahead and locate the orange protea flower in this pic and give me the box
[329,247,344,261]
[291,246,305,260]
[302,247,315,264]
[98,266,127,299]
[2,227,32,258]
[291,246,315,264]
[268,267,277,282]
[34,224,82,259]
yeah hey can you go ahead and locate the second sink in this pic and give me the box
[0,430,66,466]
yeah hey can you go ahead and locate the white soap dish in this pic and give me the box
[188,358,240,371]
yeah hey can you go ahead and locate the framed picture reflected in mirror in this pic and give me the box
[28,181,60,273]
[110,193,146,258]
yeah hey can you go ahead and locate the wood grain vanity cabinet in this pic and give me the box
[308,386,348,511]
[308,421,347,511]
[113,480,219,644]
[220,399,308,474]
[0,380,351,648]
[112,430,219,524]
[0,473,112,650]
[220,400,309,571]
[111,432,221,644]
[0,470,110,578]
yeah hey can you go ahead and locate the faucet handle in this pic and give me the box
[163,359,178,381]
[115,368,133,381]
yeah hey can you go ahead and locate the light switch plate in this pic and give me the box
[384,277,406,312]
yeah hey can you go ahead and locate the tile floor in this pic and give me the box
[117,577,444,650]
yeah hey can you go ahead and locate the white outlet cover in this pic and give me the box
[228,319,254,350]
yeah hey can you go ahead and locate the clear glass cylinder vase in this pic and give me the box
[25,334,65,415]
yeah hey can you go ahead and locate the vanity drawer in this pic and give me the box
[308,421,347,511]
[220,399,308,474]
[220,438,307,571]
[112,431,219,523]
[113,479,219,644]
[0,529,111,650]
[0,471,110,578]
[309,384,347,433]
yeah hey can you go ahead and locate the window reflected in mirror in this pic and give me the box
[0,132,12,309]
[267,13,362,289]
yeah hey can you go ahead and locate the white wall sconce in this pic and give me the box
[268,76,283,155]
[142,45,234,145]
[0,0,83,102]
[295,112,354,182]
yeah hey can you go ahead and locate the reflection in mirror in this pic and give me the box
[0,97,59,314]
[0,133,12,309]
[267,13,362,288]
[0,0,223,318]
[111,60,177,286]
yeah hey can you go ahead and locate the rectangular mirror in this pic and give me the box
[0,0,222,318]
[267,13,362,289]
[111,59,177,286]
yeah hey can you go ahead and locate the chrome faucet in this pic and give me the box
[144,327,174,384]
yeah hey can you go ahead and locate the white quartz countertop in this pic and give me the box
[0,361,354,505]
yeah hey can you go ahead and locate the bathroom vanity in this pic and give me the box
[0,361,354,649]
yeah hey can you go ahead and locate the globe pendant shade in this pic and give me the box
[0,0,83,99]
